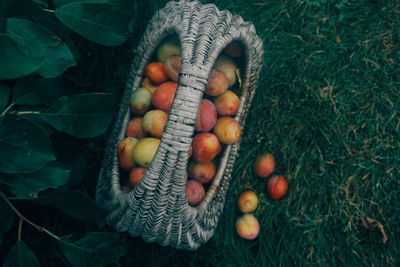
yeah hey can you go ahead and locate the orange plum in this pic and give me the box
[129,167,147,187]
[255,154,275,178]
[213,117,241,145]
[132,138,160,167]
[188,161,216,184]
[164,55,181,82]
[130,87,152,115]
[186,179,205,206]
[213,55,237,87]
[144,62,169,84]
[191,133,221,163]
[126,117,145,139]
[142,110,167,138]
[195,99,217,132]
[117,137,139,171]
[205,69,229,96]
[157,36,181,63]
[237,190,258,213]
[214,90,240,116]
[235,214,260,240]
[267,175,288,200]
[152,81,177,112]
[141,77,158,94]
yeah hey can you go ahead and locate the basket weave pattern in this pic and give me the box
[96,0,263,250]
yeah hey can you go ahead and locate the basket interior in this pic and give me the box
[117,32,250,208]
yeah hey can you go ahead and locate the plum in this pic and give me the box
[151,81,177,112]
[237,190,258,213]
[126,117,145,139]
[164,55,181,82]
[132,138,160,167]
[213,117,241,145]
[117,137,139,171]
[195,99,217,132]
[157,36,181,63]
[186,179,205,206]
[214,90,240,116]
[141,77,158,94]
[142,109,167,138]
[255,154,275,178]
[235,214,260,240]
[191,132,221,163]
[267,175,288,200]
[213,55,238,87]
[144,62,169,84]
[205,69,229,96]
[188,161,216,183]
[130,87,152,114]
[129,167,147,187]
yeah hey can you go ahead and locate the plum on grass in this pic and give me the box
[235,214,260,240]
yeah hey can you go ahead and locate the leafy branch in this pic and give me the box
[0,191,60,240]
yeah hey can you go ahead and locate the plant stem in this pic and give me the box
[42,8,55,13]
[18,219,23,241]
[14,111,41,115]
[1,103,14,116]
[0,191,60,241]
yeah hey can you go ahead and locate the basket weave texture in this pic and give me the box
[96,0,263,250]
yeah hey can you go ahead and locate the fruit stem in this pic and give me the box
[0,191,60,241]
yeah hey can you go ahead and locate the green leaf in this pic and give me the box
[0,36,44,79]
[53,0,108,8]
[0,0,41,18]
[13,76,68,106]
[0,19,6,33]
[33,0,47,8]
[3,240,41,267]
[32,13,82,60]
[7,18,76,78]
[0,85,10,113]
[0,198,14,245]
[20,115,54,137]
[40,93,116,138]
[52,140,88,186]
[0,162,70,199]
[108,0,138,14]
[59,232,126,267]
[37,57,76,78]
[55,3,130,46]
[35,189,106,226]
[0,115,55,173]
[7,18,59,57]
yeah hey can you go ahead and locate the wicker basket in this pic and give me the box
[96,0,263,250]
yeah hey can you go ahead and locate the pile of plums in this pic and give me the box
[117,36,244,207]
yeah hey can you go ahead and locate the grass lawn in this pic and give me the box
[1,0,399,266]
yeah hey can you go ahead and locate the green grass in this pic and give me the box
[3,0,399,266]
